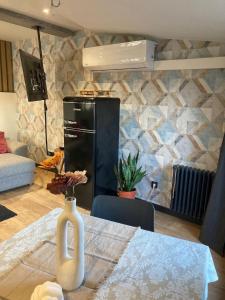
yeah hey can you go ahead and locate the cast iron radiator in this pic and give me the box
[170,165,215,224]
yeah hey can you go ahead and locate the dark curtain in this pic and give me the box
[200,134,225,256]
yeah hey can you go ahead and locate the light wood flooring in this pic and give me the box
[0,168,224,299]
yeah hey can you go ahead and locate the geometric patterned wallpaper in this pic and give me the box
[13,31,225,207]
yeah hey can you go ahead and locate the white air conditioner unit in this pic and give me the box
[82,40,156,71]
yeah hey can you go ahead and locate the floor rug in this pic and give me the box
[0,205,16,222]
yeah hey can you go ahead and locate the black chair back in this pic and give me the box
[91,195,154,231]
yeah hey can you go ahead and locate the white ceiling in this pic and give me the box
[0,20,35,41]
[0,0,225,41]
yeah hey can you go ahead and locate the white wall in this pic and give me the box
[0,92,17,140]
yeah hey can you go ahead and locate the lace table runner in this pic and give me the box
[94,229,218,300]
[0,209,137,300]
[0,209,218,300]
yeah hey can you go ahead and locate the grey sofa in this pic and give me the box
[0,140,35,192]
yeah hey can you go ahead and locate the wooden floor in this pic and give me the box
[0,168,224,299]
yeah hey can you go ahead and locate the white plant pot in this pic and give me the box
[56,197,84,291]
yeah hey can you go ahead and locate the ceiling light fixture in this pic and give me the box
[42,0,61,16]
[51,0,61,8]
[43,8,50,14]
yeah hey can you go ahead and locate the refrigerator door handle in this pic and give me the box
[64,127,96,134]
[65,120,77,125]
[65,133,78,138]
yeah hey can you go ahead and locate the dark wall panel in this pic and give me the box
[0,40,14,92]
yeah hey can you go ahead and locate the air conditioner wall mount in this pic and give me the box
[82,40,156,71]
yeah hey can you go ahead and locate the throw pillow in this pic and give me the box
[0,132,9,154]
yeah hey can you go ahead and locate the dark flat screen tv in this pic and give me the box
[20,49,48,101]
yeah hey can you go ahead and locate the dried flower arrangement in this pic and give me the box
[40,150,87,198]
[47,171,88,197]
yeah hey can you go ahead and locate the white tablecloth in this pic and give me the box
[0,208,218,300]
[94,228,218,300]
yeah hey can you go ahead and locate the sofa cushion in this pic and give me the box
[0,132,9,154]
[0,153,35,179]
[0,172,34,192]
[6,140,28,157]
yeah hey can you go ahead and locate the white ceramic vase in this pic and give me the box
[56,197,84,291]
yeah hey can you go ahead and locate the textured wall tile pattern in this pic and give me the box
[13,33,225,207]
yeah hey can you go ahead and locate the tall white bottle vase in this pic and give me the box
[56,197,84,291]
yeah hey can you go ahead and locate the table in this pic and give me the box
[0,208,218,300]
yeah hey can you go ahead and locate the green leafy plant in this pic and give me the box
[114,151,146,192]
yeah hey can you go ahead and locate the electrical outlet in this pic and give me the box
[151,181,158,189]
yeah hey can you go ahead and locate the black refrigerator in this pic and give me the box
[63,97,120,209]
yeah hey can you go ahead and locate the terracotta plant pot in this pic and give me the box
[118,189,136,199]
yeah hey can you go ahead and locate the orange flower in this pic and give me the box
[40,150,64,169]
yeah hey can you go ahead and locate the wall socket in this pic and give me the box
[151,181,158,189]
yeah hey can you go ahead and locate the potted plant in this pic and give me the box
[114,151,146,199]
